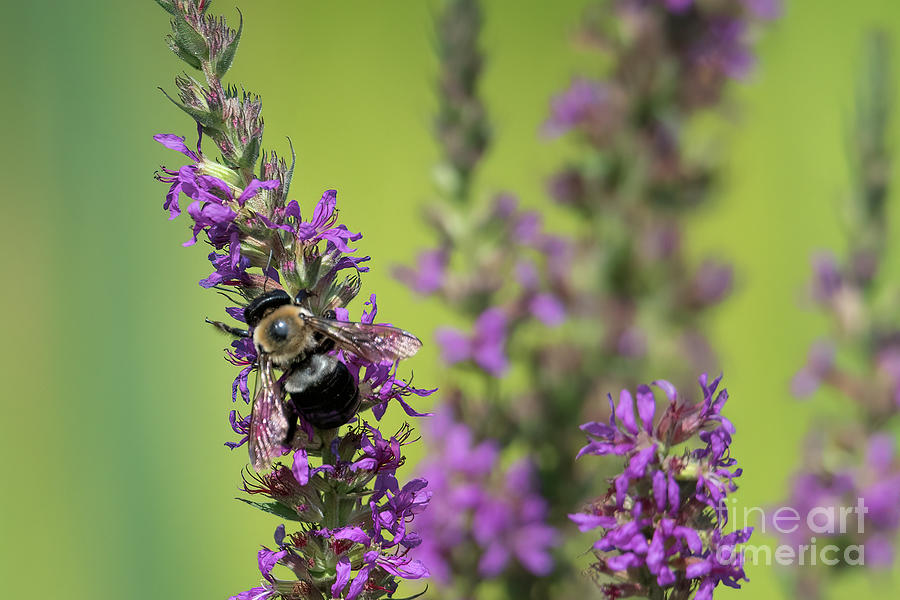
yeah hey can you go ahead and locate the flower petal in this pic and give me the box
[635,384,656,433]
[616,389,639,435]
[331,556,352,599]
[291,449,309,486]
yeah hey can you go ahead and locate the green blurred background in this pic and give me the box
[2,0,900,598]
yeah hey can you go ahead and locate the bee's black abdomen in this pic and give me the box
[245,290,291,327]
[285,355,361,429]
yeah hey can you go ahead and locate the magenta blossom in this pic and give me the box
[335,295,436,419]
[393,248,448,295]
[772,434,900,568]
[436,307,510,376]
[257,189,363,254]
[412,409,557,582]
[543,78,612,138]
[572,376,750,599]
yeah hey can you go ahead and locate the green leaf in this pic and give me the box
[239,135,261,171]
[166,36,202,70]
[154,0,177,15]
[281,137,296,198]
[158,88,222,130]
[173,13,209,61]
[215,8,243,79]
[235,498,303,521]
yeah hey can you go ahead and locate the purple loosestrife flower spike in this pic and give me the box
[397,1,775,599]
[434,0,490,203]
[572,376,750,599]
[773,434,900,569]
[152,3,434,599]
[776,34,900,598]
[412,411,557,583]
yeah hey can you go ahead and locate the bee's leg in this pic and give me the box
[282,397,299,445]
[206,318,250,338]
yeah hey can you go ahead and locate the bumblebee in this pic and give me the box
[210,288,421,470]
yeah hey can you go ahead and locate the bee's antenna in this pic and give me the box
[206,318,250,338]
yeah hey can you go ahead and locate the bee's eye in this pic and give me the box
[268,319,290,342]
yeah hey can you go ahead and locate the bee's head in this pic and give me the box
[253,305,309,366]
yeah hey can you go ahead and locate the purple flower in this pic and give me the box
[157,130,278,244]
[291,448,310,486]
[258,190,363,255]
[862,436,900,537]
[371,478,431,549]
[394,248,448,294]
[689,528,754,600]
[331,549,429,600]
[225,337,257,404]
[661,0,783,17]
[228,588,274,600]
[318,485,431,600]
[811,251,843,302]
[773,434,900,567]
[154,10,434,600]
[663,0,693,12]
[155,129,282,282]
[226,409,251,450]
[790,340,835,397]
[578,375,735,464]
[691,18,755,80]
[514,260,567,325]
[572,376,749,599]
[741,0,782,20]
[471,461,558,576]
[351,424,413,498]
[183,177,279,247]
[154,164,202,220]
[436,307,509,376]
[877,345,900,407]
[297,190,359,251]
[154,131,201,162]
[153,129,201,219]
[543,78,615,138]
[235,423,432,598]
[335,295,436,419]
[227,547,285,600]
[651,0,778,79]
[691,260,734,307]
[199,251,252,289]
[412,409,557,582]
[528,293,566,326]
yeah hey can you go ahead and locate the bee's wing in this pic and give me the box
[301,315,423,364]
[248,355,290,472]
